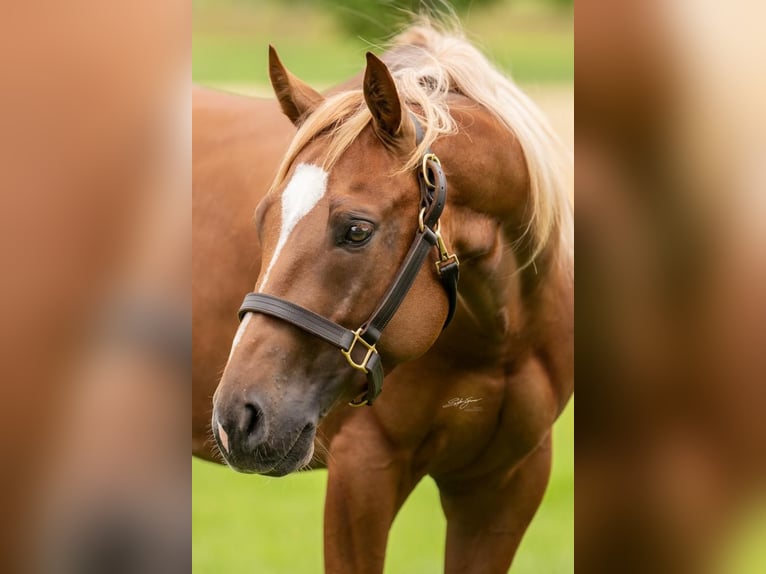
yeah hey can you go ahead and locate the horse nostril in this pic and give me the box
[243,401,263,438]
[215,394,267,456]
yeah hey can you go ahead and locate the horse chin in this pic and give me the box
[261,440,315,477]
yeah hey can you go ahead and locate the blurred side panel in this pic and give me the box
[0,1,190,572]
[576,1,766,573]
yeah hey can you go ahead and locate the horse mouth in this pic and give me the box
[217,422,315,476]
[260,423,316,477]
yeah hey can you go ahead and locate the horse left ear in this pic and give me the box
[363,52,404,141]
[269,45,324,126]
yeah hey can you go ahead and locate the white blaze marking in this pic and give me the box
[227,311,253,363]
[217,422,229,454]
[259,163,328,291]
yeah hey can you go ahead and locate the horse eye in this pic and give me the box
[344,222,374,244]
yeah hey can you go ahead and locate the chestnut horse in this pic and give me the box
[193,24,573,573]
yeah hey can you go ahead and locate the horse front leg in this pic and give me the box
[437,433,553,574]
[322,421,418,574]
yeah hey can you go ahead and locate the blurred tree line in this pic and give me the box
[278,0,572,42]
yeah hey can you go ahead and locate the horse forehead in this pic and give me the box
[328,155,413,201]
[330,128,408,179]
[279,163,328,221]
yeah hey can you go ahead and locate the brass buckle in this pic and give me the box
[421,153,441,188]
[436,255,459,275]
[348,393,369,408]
[433,222,460,272]
[341,328,376,374]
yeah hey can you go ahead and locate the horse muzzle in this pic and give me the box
[211,394,316,476]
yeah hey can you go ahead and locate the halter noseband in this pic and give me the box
[236,115,459,406]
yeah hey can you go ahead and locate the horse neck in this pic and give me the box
[436,209,544,362]
[431,106,568,363]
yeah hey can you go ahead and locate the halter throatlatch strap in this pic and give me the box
[236,115,458,406]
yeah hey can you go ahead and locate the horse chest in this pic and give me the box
[416,355,558,477]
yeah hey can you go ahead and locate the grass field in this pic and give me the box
[192,401,573,573]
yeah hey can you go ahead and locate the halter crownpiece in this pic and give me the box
[237,114,459,406]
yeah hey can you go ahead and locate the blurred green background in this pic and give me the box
[193,0,573,87]
[193,1,573,572]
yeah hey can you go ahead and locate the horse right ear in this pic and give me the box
[268,45,324,126]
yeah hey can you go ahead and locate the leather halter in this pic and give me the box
[237,116,459,406]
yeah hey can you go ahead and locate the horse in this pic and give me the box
[192,22,573,573]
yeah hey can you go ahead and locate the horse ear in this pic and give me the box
[268,45,324,126]
[363,52,404,141]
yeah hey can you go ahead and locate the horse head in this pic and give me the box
[211,49,454,474]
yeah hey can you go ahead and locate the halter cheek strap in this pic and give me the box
[237,115,459,406]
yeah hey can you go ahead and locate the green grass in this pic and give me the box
[192,401,573,573]
[192,0,573,87]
